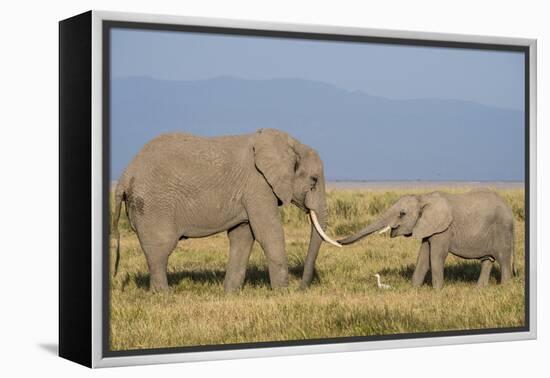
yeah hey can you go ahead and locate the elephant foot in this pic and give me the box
[500,277,513,285]
[270,282,289,290]
[268,267,289,290]
[499,264,513,284]
[269,272,289,290]
[149,283,170,293]
[223,282,243,294]
[270,286,291,295]
[150,286,171,294]
[149,277,170,293]
[431,280,444,290]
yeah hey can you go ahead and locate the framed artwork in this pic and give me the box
[59,10,537,368]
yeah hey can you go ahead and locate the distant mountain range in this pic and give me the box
[111,76,524,181]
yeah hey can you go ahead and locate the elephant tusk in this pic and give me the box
[310,211,342,248]
[378,226,391,234]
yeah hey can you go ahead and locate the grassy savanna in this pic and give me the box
[109,186,525,351]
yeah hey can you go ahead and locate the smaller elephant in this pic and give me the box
[338,189,516,289]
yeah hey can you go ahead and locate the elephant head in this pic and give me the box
[253,129,341,288]
[338,192,453,245]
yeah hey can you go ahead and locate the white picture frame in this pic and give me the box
[59,10,537,368]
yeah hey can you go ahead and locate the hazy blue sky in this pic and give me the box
[112,28,524,110]
[110,28,525,181]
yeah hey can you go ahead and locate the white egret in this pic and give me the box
[374,273,391,289]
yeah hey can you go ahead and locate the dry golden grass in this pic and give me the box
[109,186,525,351]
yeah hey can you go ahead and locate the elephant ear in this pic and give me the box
[412,193,453,240]
[253,129,297,205]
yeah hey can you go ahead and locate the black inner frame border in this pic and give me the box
[102,20,531,358]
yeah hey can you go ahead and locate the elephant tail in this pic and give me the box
[510,222,518,277]
[112,183,125,277]
[512,225,518,277]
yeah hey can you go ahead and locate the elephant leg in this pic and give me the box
[477,259,493,287]
[428,235,450,289]
[224,223,255,292]
[255,224,288,289]
[142,240,176,292]
[497,254,513,284]
[246,198,288,289]
[412,240,430,287]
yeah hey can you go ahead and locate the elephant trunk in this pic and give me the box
[338,211,394,245]
[300,177,339,289]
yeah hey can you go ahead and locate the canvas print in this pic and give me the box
[108,26,526,352]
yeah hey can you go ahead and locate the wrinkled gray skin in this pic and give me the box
[112,129,331,292]
[338,190,515,289]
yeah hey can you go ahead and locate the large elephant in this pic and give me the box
[112,128,341,292]
[338,190,515,289]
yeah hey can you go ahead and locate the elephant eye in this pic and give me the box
[399,210,406,217]
[310,176,318,190]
